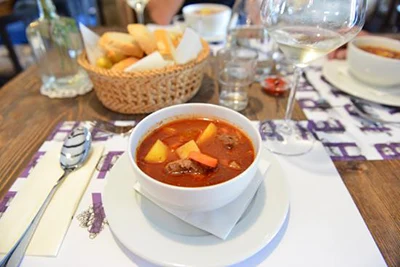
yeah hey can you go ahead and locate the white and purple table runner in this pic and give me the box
[0,120,386,266]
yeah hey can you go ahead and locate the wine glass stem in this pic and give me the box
[284,66,303,123]
[134,3,145,24]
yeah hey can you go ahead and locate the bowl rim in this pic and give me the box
[182,3,232,16]
[127,103,262,192]
[349,36,400,63]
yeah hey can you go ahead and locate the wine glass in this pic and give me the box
[126,0,149,24]
[260,0,366,156]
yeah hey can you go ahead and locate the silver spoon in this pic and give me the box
[310,74,400,125]
[350,98,400,126]
[0,127,92,267]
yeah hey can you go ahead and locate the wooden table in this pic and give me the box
[0,63,399,266]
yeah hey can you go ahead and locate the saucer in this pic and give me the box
[202,34,226,43]
[323,60,400,107]
[103,150,289,266]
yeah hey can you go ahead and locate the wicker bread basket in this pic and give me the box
[78,41,210,114]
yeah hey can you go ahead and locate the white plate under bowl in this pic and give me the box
[323,60,400,107]
[103,150,289,267]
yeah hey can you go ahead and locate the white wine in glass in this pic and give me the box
[260,0,367,156]
[127,0,149,24]
[270,26,347,66]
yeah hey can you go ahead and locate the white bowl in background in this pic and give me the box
[127,103,261,212]
[347,36,400,88]
[182,4,231,39]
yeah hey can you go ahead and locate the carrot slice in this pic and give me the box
[188,151,218,168]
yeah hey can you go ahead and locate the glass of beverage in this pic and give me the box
[126,0,149,24]
[26,0,91,97]
[217,47,258,111]
[227,0,275,81]
[260,0,366,155]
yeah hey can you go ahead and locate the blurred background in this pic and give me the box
[0,0,399,86]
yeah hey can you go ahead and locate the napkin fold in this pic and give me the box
[175,28,203,65]
[0,144,104,256]
[134,158,270,240]
[124,51,173,72]
[79,23,104,66]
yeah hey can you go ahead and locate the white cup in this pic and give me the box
[182,4,232,39]
[347,36,400,88]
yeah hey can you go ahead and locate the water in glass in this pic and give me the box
[219,66,251,111]
[26,0,90,94]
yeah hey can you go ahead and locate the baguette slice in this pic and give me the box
[99,32,144,58]
[111,57,140,71]
[169,31,182,48]
[153,29,176,61]
[127,24,157,55]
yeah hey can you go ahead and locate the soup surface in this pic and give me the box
[194,8,222,15]
[359,45,400,59]
[136,118,255,187]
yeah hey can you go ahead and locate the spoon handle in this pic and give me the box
[0,172,68,267]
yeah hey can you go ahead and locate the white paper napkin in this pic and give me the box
[0,144,104,256]
[134,158,270,240]
[79,23,104,66]
[175,28,203,65]
[124,51,173,72]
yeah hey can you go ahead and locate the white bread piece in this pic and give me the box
[127,24,158,55]
[124,51,173,72]
[153,29,177,61]
[111,57,140,71]
[98,32,144,58]
[175,28,203,65]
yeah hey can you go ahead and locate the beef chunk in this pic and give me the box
[165,159,209,175]
[218,134,239,149]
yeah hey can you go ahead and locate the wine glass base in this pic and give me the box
[260,120,315,156]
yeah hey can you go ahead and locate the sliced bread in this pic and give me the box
[111,57,140,71]
[153,29,177,61]
[99,32,144,58]
[127,24,158,55]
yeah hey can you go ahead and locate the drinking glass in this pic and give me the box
[260,0,366,155]
[217,47,258,111]
[126,0,149,24]
[227,0,275,80]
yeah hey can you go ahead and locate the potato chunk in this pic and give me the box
[144,139,169,163]
[176,140,200,159]
[229,161,241,170]
[196,123,217,145]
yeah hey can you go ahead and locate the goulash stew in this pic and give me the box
[194,8,222,15]
[136,118,255,187]
[359,45,400,60]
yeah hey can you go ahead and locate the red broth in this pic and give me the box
[194,8,222,15]
[136,118,255,187]
[359,45,400,60]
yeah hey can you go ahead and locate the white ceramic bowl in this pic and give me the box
[128,103,261,212]
[182,4,231,38]
[347,36,400,87]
